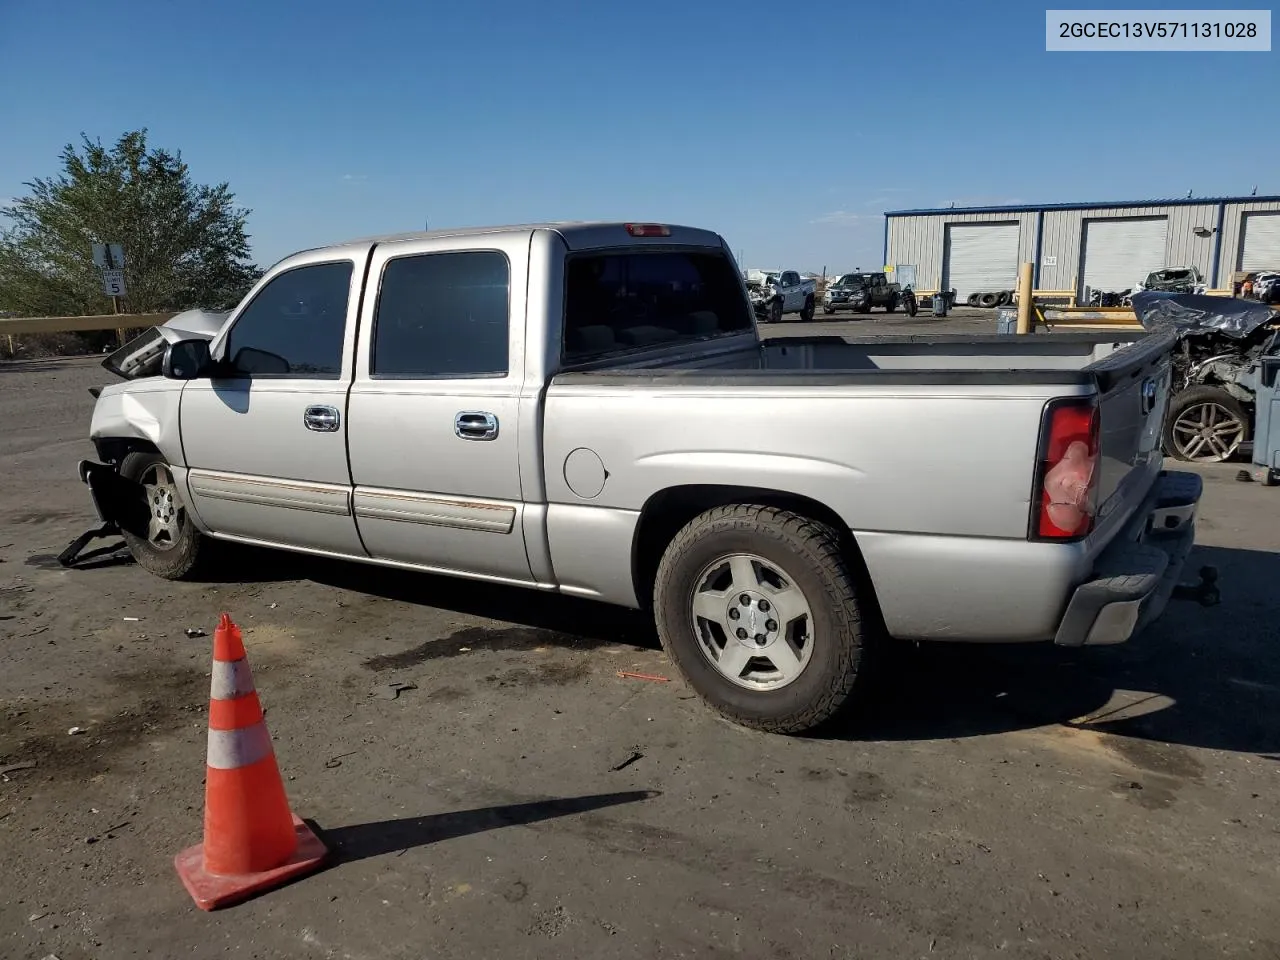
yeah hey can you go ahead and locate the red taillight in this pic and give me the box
[624,223,671,237]
[1032,398,1100,540]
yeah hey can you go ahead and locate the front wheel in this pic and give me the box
[884,298,897,313]
[904,296,918,318]
[653,505,871,734]
[1163,387,1250,463]
[822,305,836,315]
[769,299,783,325]
[118,451,207,579]
[799,296,815,322]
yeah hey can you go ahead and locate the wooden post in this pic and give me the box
[1015,261,1034,334]
[113,295,125,348]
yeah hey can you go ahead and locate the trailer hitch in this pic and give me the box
[1172,565,1220,607]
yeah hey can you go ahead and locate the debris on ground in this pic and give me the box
[123,617,141,622]
[372,681,418,701]
[324,752,358,769]
[611,750,644,772]
[67,726,85,736]
[28,912,47,922]
[0,760,37,778]
[184,627,207,638]
[616,670,670,683]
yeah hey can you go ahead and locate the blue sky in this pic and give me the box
[1,0,1276,274]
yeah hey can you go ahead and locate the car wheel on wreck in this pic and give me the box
[118,451,207,579]
[769,299,783,325]
[1163,387,1251,463]
[800,296,815,322]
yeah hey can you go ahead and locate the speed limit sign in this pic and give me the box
[101,269,126,297]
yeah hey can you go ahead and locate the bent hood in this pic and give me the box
[102,308,230,380]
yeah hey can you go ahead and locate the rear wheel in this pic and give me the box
[884,297,897,313]
[118,451,206,579]
[1164,387,1250,463]
[653,505,871,734]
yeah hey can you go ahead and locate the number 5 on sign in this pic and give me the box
[102,269,126,297]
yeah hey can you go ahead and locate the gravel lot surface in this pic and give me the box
[1,342,1277,960]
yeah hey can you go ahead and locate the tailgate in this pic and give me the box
[1087,332,1177,527]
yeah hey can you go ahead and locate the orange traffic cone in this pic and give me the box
[174,613,327,910]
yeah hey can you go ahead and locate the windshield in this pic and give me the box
[563,249,755,361]
[836,274,867,287]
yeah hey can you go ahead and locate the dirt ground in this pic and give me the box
[2,353,1279,960]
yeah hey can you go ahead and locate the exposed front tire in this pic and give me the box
[769,299,783,325]
[884,297,897,313]
[118,451,206,580]
[800,296,815,322]
[653,505,870,734]
[1163,386,1250,463]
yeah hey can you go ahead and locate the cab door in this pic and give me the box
[345,234,534,584]
[179,251,367,556]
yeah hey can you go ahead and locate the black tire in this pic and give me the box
[904,296,918,318]
[822,305,836,316]
[800,296,815,322]
[769,299,783,325]
[856,301,872,314]
[118,451,206,580]
[1162,386,1251,463]
[653,505,870,734]
[884,297,897,313]
[966,292,981,307]
[978,292,999,308]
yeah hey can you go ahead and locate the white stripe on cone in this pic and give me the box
[207,721,274,770]
[210,659,256,701]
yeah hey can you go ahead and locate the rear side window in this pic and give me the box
[563,250,753,360]
[372,251,510,379]
[225,261,353,378]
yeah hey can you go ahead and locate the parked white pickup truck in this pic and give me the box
[77,221,1213,734]
[746,269,817,323]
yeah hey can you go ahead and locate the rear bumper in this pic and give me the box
[1053,470,1205,647]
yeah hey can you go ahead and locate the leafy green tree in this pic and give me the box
[0,129,261,317]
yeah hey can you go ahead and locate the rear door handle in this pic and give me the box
[303,405,341,432]
[454,411,499,441]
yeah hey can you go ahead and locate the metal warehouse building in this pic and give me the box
[883,195,1280,301]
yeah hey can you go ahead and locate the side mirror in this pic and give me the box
[161,339,214,380]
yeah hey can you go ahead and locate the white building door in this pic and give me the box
[943,223,1019,300]
[1239,212,1280,271]
[1080,217,1168,296]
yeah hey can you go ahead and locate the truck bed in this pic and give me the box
[543,330,1175,642]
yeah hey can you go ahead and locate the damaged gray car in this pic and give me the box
[1133,291,1280,463]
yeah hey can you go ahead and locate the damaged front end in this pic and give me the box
[1133,291,1280,461]
[101,308,227,381]
[60,309,228,568]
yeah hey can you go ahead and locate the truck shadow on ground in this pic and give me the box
[217,542,1279,759]
[845,544,1280,759]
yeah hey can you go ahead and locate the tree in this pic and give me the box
[0,129,262,317]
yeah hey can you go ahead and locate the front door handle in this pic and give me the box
[303,405,341,433]
[454,411,499,441]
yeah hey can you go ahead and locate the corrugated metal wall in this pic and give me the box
[887,198,1280,293]
[887,211,1035,290]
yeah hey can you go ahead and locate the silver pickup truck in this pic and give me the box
[77,221,1211,734]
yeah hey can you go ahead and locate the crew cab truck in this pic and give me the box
[80,221,1212,735]
[747,269,817,323]
[822,272,901,315]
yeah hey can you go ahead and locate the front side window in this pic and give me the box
[372,251,511,379]
[224,261,353,378]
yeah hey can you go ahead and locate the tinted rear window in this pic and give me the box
[564,250,753,360]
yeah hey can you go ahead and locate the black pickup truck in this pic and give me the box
[821,272,901,315]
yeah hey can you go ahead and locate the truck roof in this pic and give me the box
[289,222,727,263]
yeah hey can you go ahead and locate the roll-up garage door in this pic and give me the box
[943,223,1019,301]
[1080,217,1167,295]
[1239,212,1280,271]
